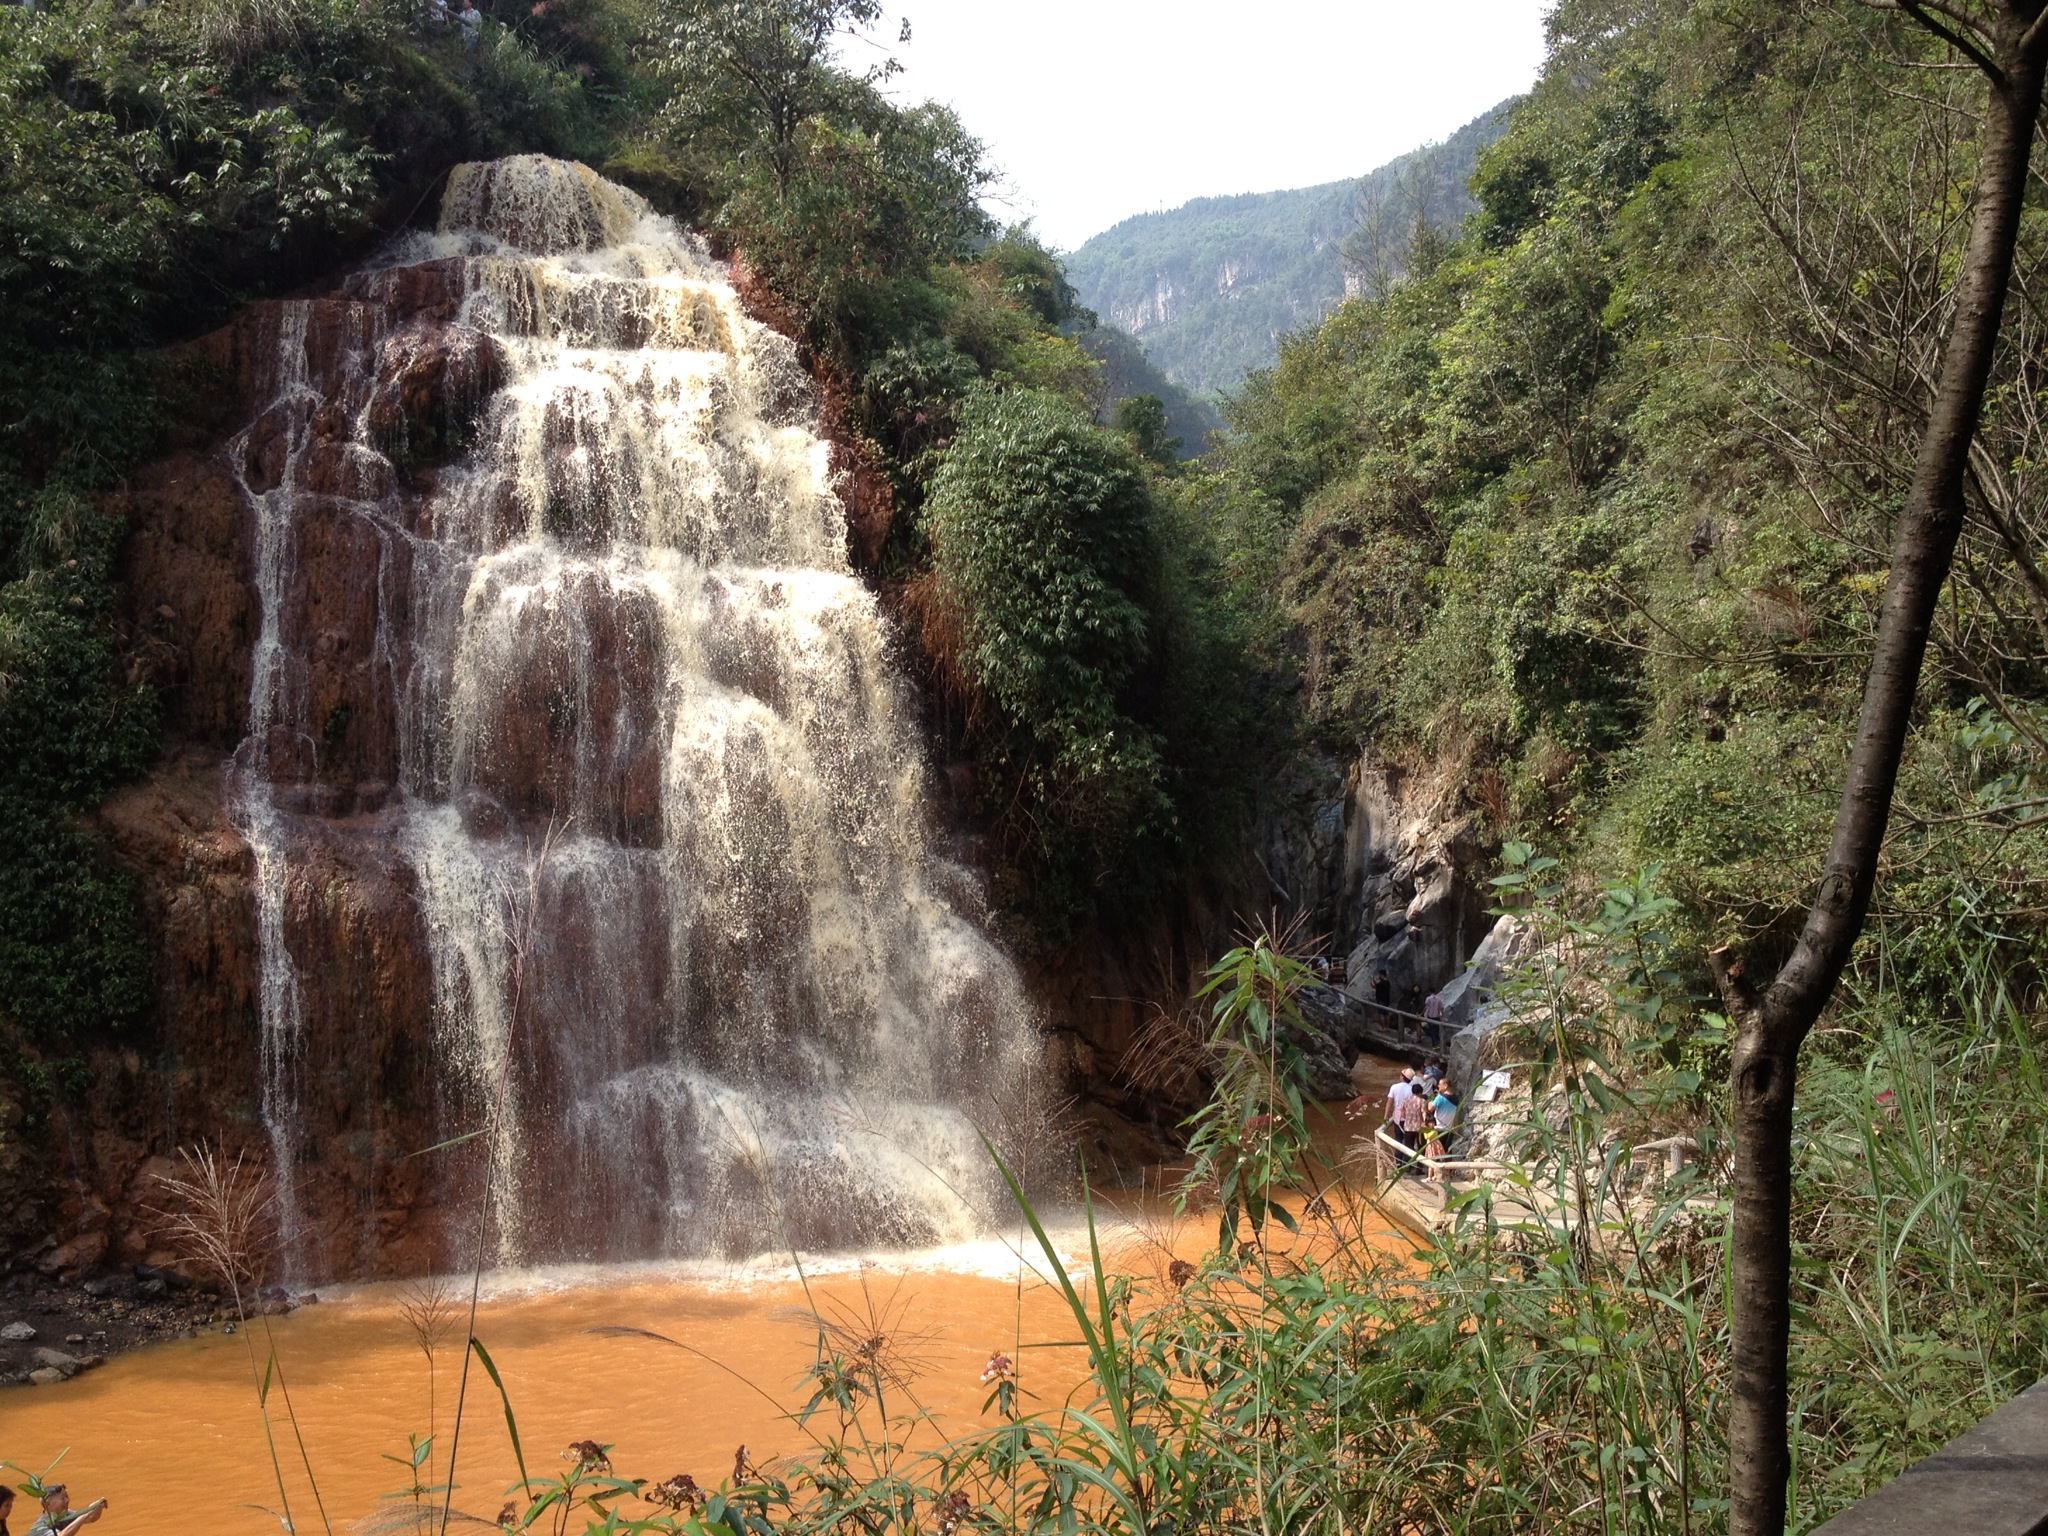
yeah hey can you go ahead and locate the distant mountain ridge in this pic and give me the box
[1064,104,1514,398]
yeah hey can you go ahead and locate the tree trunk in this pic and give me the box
[1720,10,2048,1536]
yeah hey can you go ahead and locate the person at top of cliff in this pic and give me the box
[27,1485,105,1536]
[457,0,481,48]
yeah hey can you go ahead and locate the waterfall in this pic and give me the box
[228,156,1045,1269]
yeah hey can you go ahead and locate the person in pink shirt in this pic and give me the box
[1396,1079,1430,1169]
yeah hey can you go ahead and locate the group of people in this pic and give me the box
[1367,970,1449,1047]
[420,0,484,50]
[0,1484,106,1536]
[1368,1064,1459,1179]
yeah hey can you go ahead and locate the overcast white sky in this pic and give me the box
[850,1,1555,251]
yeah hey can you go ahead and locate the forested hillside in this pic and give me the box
[1195,0,2048,978]
[1063,104,1510,396]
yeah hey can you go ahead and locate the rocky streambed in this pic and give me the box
[0,1267,302,1388]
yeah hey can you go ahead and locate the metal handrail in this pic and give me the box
[1307,985,1444,1028]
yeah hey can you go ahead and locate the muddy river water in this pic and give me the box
[4,1079,1416,1533]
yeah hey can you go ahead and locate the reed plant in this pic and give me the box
[148,1143,335,1536]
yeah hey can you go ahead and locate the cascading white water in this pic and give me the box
[229,156,1046,1267]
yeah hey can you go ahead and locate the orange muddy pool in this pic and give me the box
[2,1117,1419,1535]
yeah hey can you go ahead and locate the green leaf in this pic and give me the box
[470,1336,531,1496]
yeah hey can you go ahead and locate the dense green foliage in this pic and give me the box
[922,387,1250,943]
[1063,104,1508,397]
[1204,0,2048,973]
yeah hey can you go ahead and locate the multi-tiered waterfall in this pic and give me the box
[226,156,1043,1267]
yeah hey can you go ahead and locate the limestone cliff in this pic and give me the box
[1251,753,1497,1017]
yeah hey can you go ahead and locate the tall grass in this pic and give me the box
[148,1144,336,1536]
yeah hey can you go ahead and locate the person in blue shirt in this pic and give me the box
[1423,1087,1458,1179]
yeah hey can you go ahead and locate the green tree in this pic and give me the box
[654,0,888,189]
[1113,393,1181,468]
[922,386,1172,933]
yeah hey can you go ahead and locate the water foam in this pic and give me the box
[231,157,1047,1272]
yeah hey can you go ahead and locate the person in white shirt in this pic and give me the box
[1384,1069,1417,1144]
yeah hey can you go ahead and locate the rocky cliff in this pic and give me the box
[5,162,1054,1284]
[8,287,467,1281]
[1251,753,1497,1018]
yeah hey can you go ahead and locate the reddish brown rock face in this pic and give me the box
[38,265,531,1282]
[40,158,1046,1286]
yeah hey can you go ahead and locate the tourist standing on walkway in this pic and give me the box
[1423,990,1444,1046]
[1383,1067,1415,1138]
[1396,1079,1429,1164]
[1427,1086,1458,1178]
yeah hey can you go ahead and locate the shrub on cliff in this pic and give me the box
[923,387,1249,943]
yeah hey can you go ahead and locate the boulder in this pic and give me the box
[37,1230,108,1276]
[365,324,504,465]
[1448,1000,1513,1100]
[1437,914,1530,1029]
[1440,915,1534,1096]
[27,1367,65,1386]
[1281,1016,1356,1102]
[1,1320,35,1341]
[31,1346,82,1378]
[1296,984,1374,1058]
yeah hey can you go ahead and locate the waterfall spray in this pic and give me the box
[229,156,1046,1269]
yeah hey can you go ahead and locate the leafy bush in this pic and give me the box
[922,387,1174,933]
